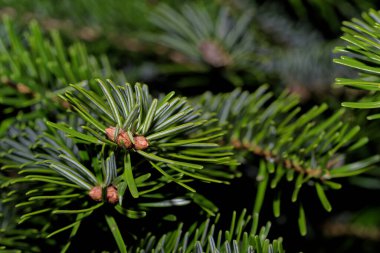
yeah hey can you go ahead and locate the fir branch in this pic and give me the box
[146,3,256,69]
[0,113,235,249]
[195,85,379,233]
[56,79,238,183]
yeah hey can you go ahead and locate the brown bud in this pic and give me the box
[106,185,119,204]
[133,135,149,150]
[89,186,103,202]
[105,127,118,141]
[105,127,132,148]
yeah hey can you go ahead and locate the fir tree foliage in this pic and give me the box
[130,210,284,253]
[0,19,242,251]
[333,10,380,244]
[57,79,239,183]
[1,2,380,252]
[334,9,380,119]
[0,79,238,251]
[196,86,380,234]
[147,3,255,69]
[0,17,125,134]
[146,2,347,92]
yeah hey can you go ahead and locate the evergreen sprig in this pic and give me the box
[196,86,380,234]
[1,180,37,252]
[0,18,125,134]
[0,78,239,251]
[1,120,219,251]
[147,3,255,69]
[129,209,284,253]
[2,2,380,252]
[56,79,239,184]
[334,9,380,119]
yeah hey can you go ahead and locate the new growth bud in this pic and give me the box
[105,127,132,148]
[88,186,102,202]
[88,185,119,204]
[105,127,149,150]
[106,185,119,204]
[134,135,149,150]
